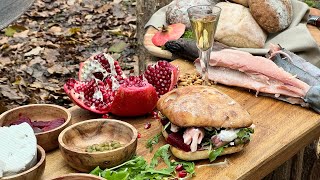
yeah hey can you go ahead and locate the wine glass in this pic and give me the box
[187,5,221,85]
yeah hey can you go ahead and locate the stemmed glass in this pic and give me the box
[187,5,221,85]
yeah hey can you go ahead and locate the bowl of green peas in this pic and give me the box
[58,119,138,172]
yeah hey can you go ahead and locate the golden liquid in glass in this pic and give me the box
[190,15,218,51]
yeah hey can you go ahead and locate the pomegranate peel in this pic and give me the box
[152,23,186,47]
[64,53,179,117]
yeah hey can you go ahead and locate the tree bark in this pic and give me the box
[136,0,172,74]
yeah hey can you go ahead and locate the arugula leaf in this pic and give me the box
[182,30,194,39]
[90,166,103,176]
[237,128,254,140]
[90,145,196,179]
[209,147,224,162]
[146,133,162,152]
[150,144,171,168]
[102,169,129,180]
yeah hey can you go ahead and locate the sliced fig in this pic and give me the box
[152,23,186,47]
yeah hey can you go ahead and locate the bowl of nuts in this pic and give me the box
[58,119,138,172]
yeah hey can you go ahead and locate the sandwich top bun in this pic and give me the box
[157,85,252,128]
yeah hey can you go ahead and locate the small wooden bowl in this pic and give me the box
[2,145,46,180]
[50,173,105,180]
[0,104,72,151]
[58,119,138,172]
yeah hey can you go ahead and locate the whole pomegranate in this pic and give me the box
[64,53,179,117]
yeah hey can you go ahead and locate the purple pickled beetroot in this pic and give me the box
[167,132,191,152]
[160,118,169,126]
[32,121,51,128]
[10,116,32,126]
[41,118,65,132]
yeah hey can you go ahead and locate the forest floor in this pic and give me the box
[0,0,138,113]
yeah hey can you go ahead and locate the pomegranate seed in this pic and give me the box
[152,111,159,119]
[144,122,151,129]
[102,114,109,118]
[137,132,141,138]
[178,170,187,178]
[175,164,184,171]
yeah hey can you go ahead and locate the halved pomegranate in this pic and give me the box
[152,23,186,47]
[64,53,179,116]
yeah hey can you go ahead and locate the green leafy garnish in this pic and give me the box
[146,133,162,152]
[182,30,194,39]
[237,128,254,140]
[209,147,224,162]
[150,144,171,168]
[90,144,195,179]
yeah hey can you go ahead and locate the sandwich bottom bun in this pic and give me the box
[170,144,244,161]
[161,126,244,161]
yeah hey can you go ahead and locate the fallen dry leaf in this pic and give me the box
[24,46,44,56]
[0,57,11,66]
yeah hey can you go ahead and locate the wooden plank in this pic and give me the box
[308,8,320,46]
[42,59,320,180]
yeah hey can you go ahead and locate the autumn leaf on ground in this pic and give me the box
[4,25,27,37]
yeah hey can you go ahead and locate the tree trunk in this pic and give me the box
[136,0,172,74]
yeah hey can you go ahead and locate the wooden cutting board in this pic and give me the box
[42,58,320,180]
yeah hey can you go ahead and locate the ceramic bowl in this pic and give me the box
[0,104,72,151]
[2,145,46,180]
[58,119,138,172]
[50,173,105,180]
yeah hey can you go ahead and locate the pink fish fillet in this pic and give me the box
[195,49,310,98]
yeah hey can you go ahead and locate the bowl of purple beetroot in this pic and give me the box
[0,104,72,151]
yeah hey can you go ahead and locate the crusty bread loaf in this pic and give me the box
[248,0,293,33]
[166,0,221,29]
[157,85,252,128]
[215,2,267,48]
[230,0,248,7]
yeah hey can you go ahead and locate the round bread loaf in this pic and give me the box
[166,0,220,29]
[215,2,267,48]
[230,0,248,7]
[248,0,293,33]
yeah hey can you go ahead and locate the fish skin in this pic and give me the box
[305,86,320,113]
[164,38,229,61]
[269,48,320,86]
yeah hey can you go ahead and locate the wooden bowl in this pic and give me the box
[58,119,138,172]
[50,173,105,180]
[0,104,72,151]
[2,145,46,180]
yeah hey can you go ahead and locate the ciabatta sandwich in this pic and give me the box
[157,86,254,161]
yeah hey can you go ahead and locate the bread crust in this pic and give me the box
[215,2,267,48]
[248,0,293,33]
[230,0,248,7]
[170,145,244,161]
[157,86,252,128]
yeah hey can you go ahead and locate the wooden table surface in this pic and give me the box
[42,8,320,180]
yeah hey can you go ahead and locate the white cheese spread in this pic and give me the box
[0,123,37,177]
[217,129,239,142]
